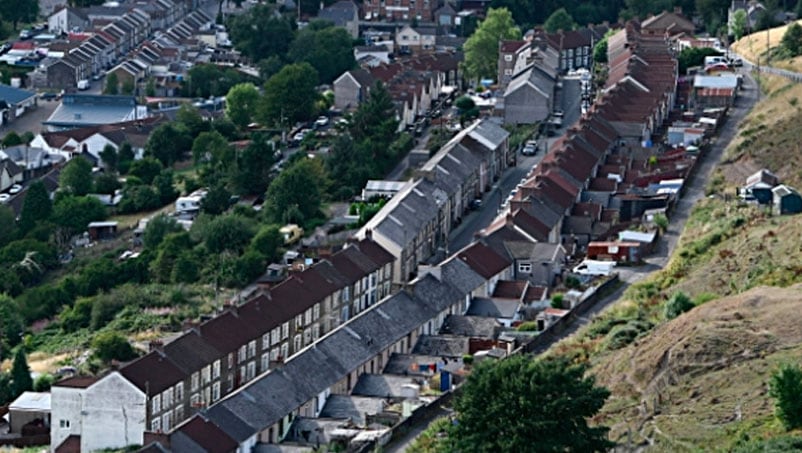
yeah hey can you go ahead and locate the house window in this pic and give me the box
[151,418,161,433]
[213,360,220,379]
[261,353,269,372]
[280,342,289,360]
[191,372,199,391]
[341,306,350,322]
[162,413,172,432]
[271,328,280,345]
[238,346,247,363]
[295,314,303,329]
[270,348,279,361]
[162,388,174,409]
[282,322,289,339]
[313,304,320,321]
[305,309,312,325]
[313,324,320,341]
[151,395,161,415]
[59,419,70,429]
[293,334,302,352]
[262,333,270,349]
[228,353,234,369]
[247,340,256,358]
[504,69,513,75]
[174,406,184,424]
[190,393,199,406]
[247,362,256,380]
[212,382,221,401]
[343,286,350,302]
[504,54,513,62]
[202,366,211,385]
[175,382,183,401]
[518,262,532,273]
[303,328,312,345]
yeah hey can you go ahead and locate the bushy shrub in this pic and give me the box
[664,292,694,320]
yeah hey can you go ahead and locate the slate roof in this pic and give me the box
[119,351,187,396]
[456,242,511,279]
[439,315,500,338]
[44,95,139,128]
[318,395,386,425]
[465,297,520,319]
[53,376,99,388]
[351,374,421,398]
[0,84,36,104]
[411,335,468,357]
[174,415,239,453]
[318,0,357,26]
[468,119,509,150]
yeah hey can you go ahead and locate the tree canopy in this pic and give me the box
[60,157,94,196]
[264,157,327,225]
[227,6,294,62]
[463,8,521,80]
[225,83,261,129]
[289,21,356,84]
[260,63,319,125]
[544,8,575,33]
[453,355,612,452]
[770,363,802,430]
[782,23,802,58]
[731,8,747,41]
[18,181,52,234]
[11,348,33,399]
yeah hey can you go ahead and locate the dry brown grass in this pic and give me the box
[592,285,802,450]
[732,21,802,72]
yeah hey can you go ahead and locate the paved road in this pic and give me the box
[737,53,802,83]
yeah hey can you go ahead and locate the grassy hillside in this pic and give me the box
[547,53,802,450]
[732,21,802,73]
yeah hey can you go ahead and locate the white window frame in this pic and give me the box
[175,382,184,401]
[247,340,256,358]
[191,372,199,391]
[518,262,532,273]
[212,382,221,401]
[151,418,161,432]
[213,360,221,379]
[151,394,161,415]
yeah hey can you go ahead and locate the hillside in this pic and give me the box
[592,284,802,450]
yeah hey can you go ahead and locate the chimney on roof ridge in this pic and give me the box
[149,340,164,352]
[505,212,514,227]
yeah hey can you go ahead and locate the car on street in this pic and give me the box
[729,57,744,67]
[0,194,9,203]
[469,198,482,210]
[522,140,538,156]
[314,116,329,128]
[8,184,22,194]
[553,109,564,118]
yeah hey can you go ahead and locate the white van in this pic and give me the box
[77,79,90,90]
[572,260,616,276]
[704,56,727,67]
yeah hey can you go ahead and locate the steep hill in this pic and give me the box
[592,284,802,450]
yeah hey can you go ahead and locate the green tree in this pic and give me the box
[60,157,94,195]
[225,83,261,129]
[770,363,802,430]
[677,46,722,73]
[0,205,16,247]
[192,130,232,166]
[143,213,183,250]
[154,169,178,205]
[51,195,107,240]
[146,123,191,167]
[18,181,51,234]
[594,30,614,64]
[128,157,163,185]
[731,9,748,41]
[104,72,119,95]
[351,81,398,146]
[259,63,319,125]
[664,291,694,319]
[230,133,276,196]
[463,8,521,80]
[118,142,135,174]
[782,22,802,57]
[250,225,283,262]
[99,144,118,171]
[2,131,22,147]
[171,251,200,283]
[264,158,327,225]
[0,372,11,404]
[288,22,356,84]
[200,182,233,216]
[121,78,135,95]
[10,348,33,398]
[94,173,121,195]
[92,332,137,363]
[544,7,575,32]
[227,6,294,61]
[176,104,209,137]
[33,374,55,392]
[453,355,612,452]
[0,0,38,30]
[195,213,255,254]
[0,294,24,358]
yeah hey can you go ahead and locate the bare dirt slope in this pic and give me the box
[592,284,802,451]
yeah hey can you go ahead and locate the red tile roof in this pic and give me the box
[119,351,187,396]
[54,376,99,388]
[492,280,527,299]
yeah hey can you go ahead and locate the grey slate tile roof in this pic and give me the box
[383,353,463,376]
[318,395,387,425]
[0,84,36,104]
[371,178,447,249]
[465,297,520,320]
[351,374,421,398]
[318,0,357,27]
[44,94,138,128]
[468,119,509,149]
[411,335,469,357]
[437,258,486,295]
[439,315,500,338]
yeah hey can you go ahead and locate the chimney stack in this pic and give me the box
[149,340,164,352]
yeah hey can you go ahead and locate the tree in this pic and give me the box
[593,31,612,64]
[731,9,748,41]
[175,104,209,137]
[0,294,23,359]
[677,46,722,73]
[0,205,16,248]
[121,78,135,95]
[230,133,276,196]
[10,348,33,398]
[782,23,802,57]
[770,363,802,430]
[664,291,694,319]
[225,83,261,129]
[455,95,479,124]
[288,22,356,84]
[99,144,118,171]
[544,8,575,33]
[18,181,52,234]
[128,157,163,185]
[146,123,191,167]
[227,6,294,61]
[463,8,521,80]
[118,142,135,174]
[250,225,283,262]
[60,157,94,195]
[2,131,22,147]
[259,63,319,125]
[264,158,327,225]
[143,213,183,250]
[195,213,255,254]
[154,169,178,205]
[0,0,38,30]
[94,173,121,195]
[51,195,107,239]
[92,332,137,363]
[453,355,612,452]
[104,72,119,95]
[200,182,232,215]
[192,130,232,167]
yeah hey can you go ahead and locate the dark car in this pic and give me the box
[469,198,482,210]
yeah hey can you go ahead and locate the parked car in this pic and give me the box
[0,194,9,203]
[729,57,744,67]
[314,116,329,128]
[8,184,22,194]
[469,198,482,210]
[521,140,538,156]
[553,109,564,118]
